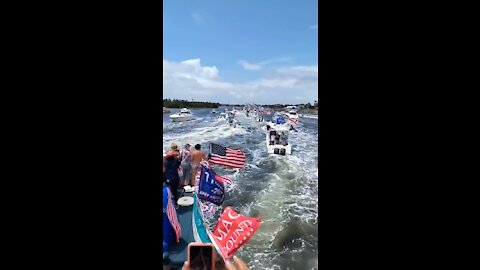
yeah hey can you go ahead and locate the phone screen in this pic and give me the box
[189,245,213,270]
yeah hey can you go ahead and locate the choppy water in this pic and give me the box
[163,108,318,270]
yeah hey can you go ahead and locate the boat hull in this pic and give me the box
[169,115,196,122]
[267,144,292,155]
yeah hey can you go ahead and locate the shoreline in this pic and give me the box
[164,107,218,109]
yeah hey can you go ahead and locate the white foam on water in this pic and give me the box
[163,124,247,153]
[301,114,318,119]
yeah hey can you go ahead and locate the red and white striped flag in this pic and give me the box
[166,187,181,242]
[198,160,233,186]
[208,143,246,169]
[217,174,233,186]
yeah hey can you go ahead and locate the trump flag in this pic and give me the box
[197,164,225,206]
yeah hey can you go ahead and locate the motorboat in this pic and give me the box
[224,112,237,127]
[284,109,299,128]
[169,108,196,122]
[264,122,292,155]
[211,109,217,114]
[285,110,299,121]
[163,107,171,113]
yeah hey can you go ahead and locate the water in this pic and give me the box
[163,108,318,270]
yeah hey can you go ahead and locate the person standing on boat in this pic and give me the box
[191,144,206,185]
[165,151,181,204]
[169,143,184,178]
[170,143,181,158]
[163,177,181,253]
[180,144,192,187]
[269,131,276,145]
[281,132,288,146]
[275,133,281,145]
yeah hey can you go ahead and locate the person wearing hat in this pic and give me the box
[180,144,192,187]
[164,150,181,205]
[170,143,181,159]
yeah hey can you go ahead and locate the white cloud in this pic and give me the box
[238,60,262,71]
[238,57,292,71]
[192,13,205,25]
[310,24,318,29]
[163,58,318,104]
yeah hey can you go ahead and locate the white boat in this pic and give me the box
[211,109,217,114]
[285,110,299,120]
[163,107,171,113]
[217,112,229,123]
[169,108,196,122]
[265,123,292,155]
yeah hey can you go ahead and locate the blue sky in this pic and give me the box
[163,0,318,104]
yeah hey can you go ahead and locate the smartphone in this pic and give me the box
[188,243,215,270]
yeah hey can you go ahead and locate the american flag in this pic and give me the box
[208,143,246,169]
[200,200,216,216]
[216,174,233,186]
[166,187,181,242]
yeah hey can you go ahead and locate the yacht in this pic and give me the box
[169,108,196,122]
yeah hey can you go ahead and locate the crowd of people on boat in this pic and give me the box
[163,143,206,205]
[163,143,250,269]
[267,130,289,146]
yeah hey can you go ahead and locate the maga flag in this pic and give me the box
[211,207,261,259]
[197,163,225,206]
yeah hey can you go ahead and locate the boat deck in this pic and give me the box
[164,192,195,269]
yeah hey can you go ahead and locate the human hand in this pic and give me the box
[181,261,190,270]
[225,256,249,270]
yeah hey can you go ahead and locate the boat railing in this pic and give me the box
[194,194,230,262]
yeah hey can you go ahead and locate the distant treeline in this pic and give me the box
[221,101,318,109]
[163,99,318,109]
[163,99,220,108]
[263,101,318,109]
